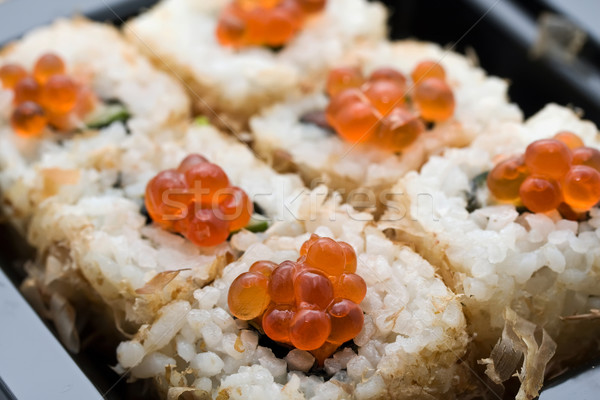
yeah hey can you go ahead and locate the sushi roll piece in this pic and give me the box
[116,191,470,399]
[382,104,600,399]
[250,40,522,208]
[0,18,190,231]
[125,0,387,127]
[22,121,305,349]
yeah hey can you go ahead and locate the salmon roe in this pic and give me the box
[216,0,326,48]
[325,60,455,151]
[0,64,27,89]
[373,108,426,151]
[145,154,253,247]
[364,79,405,115]
[1,53,97,136]
[519,176,562,213]
[33,53,65,84]
[524,139,572,179]
[326,67,364,97]
[413,78,455,122]
[10,102,47,137]
[554,131,585,150]
[572,147,600,172]
[411,60,446,83]
[562,166,600,211]
[487,156,528,202]
[488,132,600,215]
[41,75,78,113]
[13,77,41,104]
[228,235,365,358]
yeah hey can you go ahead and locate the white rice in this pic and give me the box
[250,40,522,203]
[382,104,600,398]
[125,0,387,125]
[117,192,469,399]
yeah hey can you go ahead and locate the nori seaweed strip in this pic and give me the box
[466,171,489,213]
[300,110,335,133]
[139,202,152,225]
[112,172,123,189]
[253,202,266,216]
[269,45,284,53]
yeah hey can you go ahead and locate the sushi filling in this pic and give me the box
[216,0,327,48]
[483,132,600,218]
[145,154,254,247]
[228,234,366,363]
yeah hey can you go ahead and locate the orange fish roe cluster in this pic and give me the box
[487,132,600,215]
[216,0,326,48]
[324,60,455,151]
[145,154,253,247]
[0,53,97,137]
[228,234,366,359]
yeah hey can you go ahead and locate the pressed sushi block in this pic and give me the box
[0,18,190,136]
[124,0,387,128]
[22,122,305,347]
[117,192,470,399]
[0,18,190,231]
[381,104,600,399]
[250,40,522,211]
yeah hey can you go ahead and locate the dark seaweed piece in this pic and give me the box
[308,364,330,378]
[253,202,266,216]
[112,172,123,189]
[345,339,360,354]
[466,171,489,213]
[104,98,122,105]
[300,110,334,133]
[246,318,362,377]
[472,171,489,188]
[257,333,294,360]
[139,202,152,225]
[246,321,294,360]
[466,193,479,213]
[516,206,529,214]
[268,45,284,53]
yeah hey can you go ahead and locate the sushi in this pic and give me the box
[21,120,305,351]
[250,40,522,208]
[116,192,470,399]
[125,0,387,128]
[0,18,190,231]
[382,104,600,399]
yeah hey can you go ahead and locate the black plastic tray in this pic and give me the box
[1,0,600,399]
[385,0,600,125]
